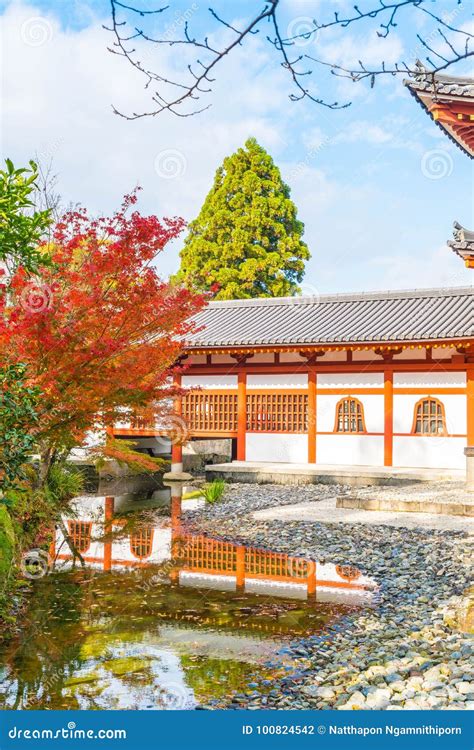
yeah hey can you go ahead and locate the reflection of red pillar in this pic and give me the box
[236,545,246,592]
[170,484,183,586]
[48,527,56,567]
[171,373,184,474]
[307,561,316,599]
[103,496,114,572]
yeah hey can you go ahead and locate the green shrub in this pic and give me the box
[0,505,16,586]
[201,479,226,504]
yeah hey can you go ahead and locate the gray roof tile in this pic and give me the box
[188,287,474,348]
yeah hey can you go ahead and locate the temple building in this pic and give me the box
[404,64,474,269]
[115,287,474,473]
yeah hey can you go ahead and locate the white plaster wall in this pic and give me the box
[394,348,426,360]
[394,372,466,388]
[393,394,466,435]
[393,436,465,469]
[317,373,384,388]
[319,350,347,362]
[245,433,308,463]
[250,353,275,363]
[182,375,238,389]
[211,354,236,364]
[247,373,308,389]
[317,395,384,433]
[352,349,383,361]
[317,435,384,466]
[187,355,206,364]
[432,347,456,359]
[280,352,305,362]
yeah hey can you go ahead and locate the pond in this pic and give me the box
[0,482,375,710]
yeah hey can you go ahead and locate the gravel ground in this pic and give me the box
[356,481,474,505]
[185,484,474,711]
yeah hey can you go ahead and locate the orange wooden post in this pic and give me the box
[384,370,393,467]
[237,371,247,461]
[103,496,114,572]
[307,561,316,600]
[171,373,183,473]
[308,369,317,464]
[236,545,246,591]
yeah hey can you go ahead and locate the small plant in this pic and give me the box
[201,479,226,504]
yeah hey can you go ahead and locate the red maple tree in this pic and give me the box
[1,191,205,479]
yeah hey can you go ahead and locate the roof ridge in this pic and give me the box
[206,286,474,308]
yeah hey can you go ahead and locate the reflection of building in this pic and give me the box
[114,289,473,472]
[54,494,375,607]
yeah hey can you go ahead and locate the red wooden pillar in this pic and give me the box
[48,527,56,567]
[236,545,246,591]
[307,561,316,601]
[384,370,394,467]
[171,373,183,473]
[237,371,247,461]
[308,369,317,464]
[103,495,114,572]
[170,483,183,586]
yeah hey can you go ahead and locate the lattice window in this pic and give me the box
[412,398,446,435]
[182,391,238,433]
[246,392,308,432]
[68,521,92,554]
[334,398,366,433]
[130,527,154,559]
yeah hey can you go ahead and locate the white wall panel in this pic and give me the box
[394,372,466,388]
[393,394,466,434]
[317,395,384,433]
[247,373,307,389]
[182,375,238,389]
[317,373,384,388]
[245,433,308,463]
[393,436,465,469]
[317,435,384,466]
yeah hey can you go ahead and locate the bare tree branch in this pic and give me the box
[105,0,473,119]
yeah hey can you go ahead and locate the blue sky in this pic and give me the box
[1,0,473,294]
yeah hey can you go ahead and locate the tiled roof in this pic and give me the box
[187,287,474,349]
[448,222,474,263]
[404,63,474,158]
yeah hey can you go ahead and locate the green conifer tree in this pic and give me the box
[175,138,310,299]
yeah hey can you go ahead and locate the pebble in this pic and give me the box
[187,483,473,712]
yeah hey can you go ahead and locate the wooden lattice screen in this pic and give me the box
[246,392,308,433]
[67,521,92,554]
[182,391,238,434]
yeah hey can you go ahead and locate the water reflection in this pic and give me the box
[0,483,376,711]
